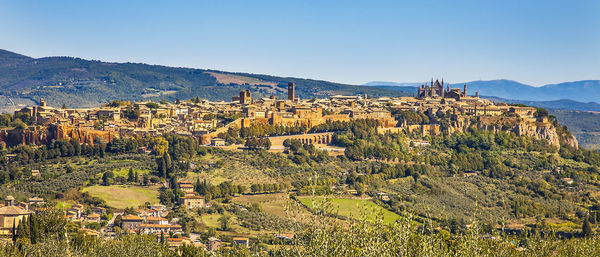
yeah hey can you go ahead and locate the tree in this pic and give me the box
[582,217,593,237]
[114,215,123,229]
[30,215,39,244]
[128,168,135,183]
[16,217,30,240]
[218,215,231,231]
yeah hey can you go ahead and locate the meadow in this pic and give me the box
[81,185,160,209]
[298,196,399,224]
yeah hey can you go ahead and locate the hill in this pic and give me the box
[0,49,410,111]
[484,97,600,112]
[549,109,600,150]
[366,79,600,103]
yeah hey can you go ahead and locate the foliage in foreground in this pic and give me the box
[3,208,600,257]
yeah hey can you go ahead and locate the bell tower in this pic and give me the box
[287,82,295,101]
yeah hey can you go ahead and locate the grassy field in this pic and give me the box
[112,167,152,178]
[233,193,314,223]
[298,196,399,224]
[81,185,160,209]
[186,153,277,186]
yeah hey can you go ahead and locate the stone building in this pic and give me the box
[0,196,30,235]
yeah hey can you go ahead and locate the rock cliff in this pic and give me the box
[0,125,116,147]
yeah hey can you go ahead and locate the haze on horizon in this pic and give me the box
[0,0,598,87]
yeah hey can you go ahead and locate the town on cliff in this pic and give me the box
[0,80,577,150]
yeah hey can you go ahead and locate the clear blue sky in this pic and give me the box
[0,0,598,86]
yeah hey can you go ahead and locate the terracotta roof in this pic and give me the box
[122,215,144,221]
[147,217,167,221]
[0,206,29,215]
[181,195,204,199]
[140,224,181,229]
[87,213,101,218]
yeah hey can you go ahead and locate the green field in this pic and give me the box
[81,185,159,209]
[298,197,399,224]
[112,167,152,178]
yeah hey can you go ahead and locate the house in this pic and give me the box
[121,215,144,232]
[178,181,195,193]
[561,177,574,185]
[146,216,168,225]
[17,202,29,211]
[211,138,226,146]
[90,206,107,215]
[27,197,45,206]
[179,195,205,209]
[140,224,182,235]
[208,237,222,251]
[233,237,250,248]
[167,237,191,249]
[0,196,31,235]
[87,213,101,223]
[68,204,84,219]
[31,169,40,178]
[276,233,295,240]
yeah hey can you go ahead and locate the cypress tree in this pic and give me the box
[128,168,135,182]
[11,220,16,242]
[582,217,593,237]
[30,215,38,244]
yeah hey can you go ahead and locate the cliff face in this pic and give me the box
[0,125,115,147]
[447,116,578,149]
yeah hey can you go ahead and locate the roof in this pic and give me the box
[121,215,144,221]
[233,237,249,241]
[5,196,14,201]
[181,195,205,199]
[87,213,101,218]
[0,206,30,215]
[140,224,181,229]
[147,217,167,221]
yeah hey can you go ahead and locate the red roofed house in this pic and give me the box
[179,195,205,209]
[121,215,144,231]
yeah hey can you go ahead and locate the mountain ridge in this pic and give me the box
[0,49,411,111]
[365,79,600,103]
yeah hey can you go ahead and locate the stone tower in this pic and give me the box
[287,82,295,101]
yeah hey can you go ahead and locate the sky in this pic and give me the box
[0,0,599,86]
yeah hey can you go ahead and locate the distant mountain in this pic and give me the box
[0,49,411,111]
[365,79,600,103]
[483,97,600,112]
[364,81,425,87]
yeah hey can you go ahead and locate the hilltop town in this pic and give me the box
[2,80,575,151]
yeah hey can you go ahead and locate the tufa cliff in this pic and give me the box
[0,124,116,147]
[445,116,578,149]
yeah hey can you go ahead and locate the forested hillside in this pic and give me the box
[551,110,600,150]
[0,49,409,111]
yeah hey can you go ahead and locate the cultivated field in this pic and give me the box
[81,185,160,209]
[298,196,399,224]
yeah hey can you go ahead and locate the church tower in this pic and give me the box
[287,82,295,101]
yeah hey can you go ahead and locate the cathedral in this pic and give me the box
[418,79,469,99]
